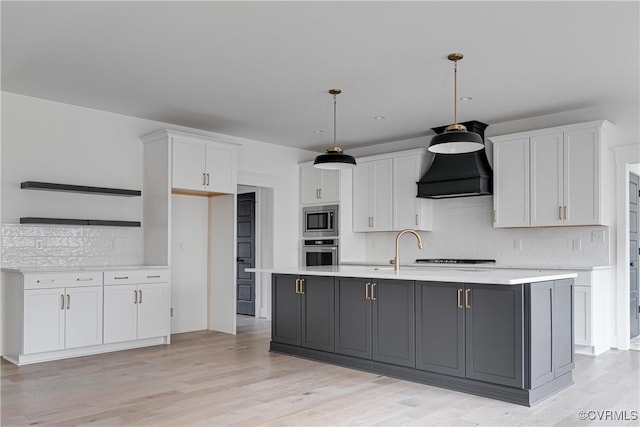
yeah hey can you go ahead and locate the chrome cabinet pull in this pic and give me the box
[457,288,463,308]
[371,283,377,301]
[76,277,93,282]
[37,279,55,284]
[147,275,161,279]
[134,290,138,304]
[139,290,143,304]
[415,214,419,226]
[564,206,568,220]
[365,282,371,300]
[368,217,374,227]
[464,289,471,309]
[318,188,322,199]
[66,294,70,309]
[299,279,305,294]
[206,173,210,186]
[61,295,65,310]
[203,173,207,186]
[493,210,497,223]
[114,276,129,280]
[295,278,300,294]
[558,206,562,220]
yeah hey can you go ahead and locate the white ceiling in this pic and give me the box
[2,1,638,152]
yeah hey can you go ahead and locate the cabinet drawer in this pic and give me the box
[24,271,103,289]
[104,269,168,285]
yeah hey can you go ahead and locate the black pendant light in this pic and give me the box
[428,53,484,154]
[313,89,356,169]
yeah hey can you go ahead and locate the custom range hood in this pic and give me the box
[417,120,492,199]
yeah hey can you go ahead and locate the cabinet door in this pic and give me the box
[393,155,432,231]
[465,284,523,388]
[335,278,371,358]
[352,162,372,232]
[271,275,301,346]
[172,137,206,191]
[352,160,393,232]
[573,285,591,346]
[300,164,321,205]
[372,279,414,367]
[23,288,65,354]
[319,169,340,203]
[553,279,574,377]
[300,276,334,352]
[65,286,103,349]
[530,133,564,226]
[371,159,393,231]
[564,128,600,225]
[104,284,138,344]
[137,283,170,340]
[205,143,234,194]
[493,138,530,228]
[415,282,464,377]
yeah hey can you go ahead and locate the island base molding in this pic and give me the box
[270,342,573,407]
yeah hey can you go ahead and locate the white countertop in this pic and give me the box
[247,265,577,285]
[1,265,169,274]
[342,262,611,271]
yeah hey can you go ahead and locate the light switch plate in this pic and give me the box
[572,239,582,251]
[591,230,605,243]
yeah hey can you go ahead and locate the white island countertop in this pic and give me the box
[246,265,577,285]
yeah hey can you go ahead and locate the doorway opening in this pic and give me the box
[236,184,274,330]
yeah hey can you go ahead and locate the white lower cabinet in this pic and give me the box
[572,268,611,356]
[2,268,169,365]
[104,282,170,344]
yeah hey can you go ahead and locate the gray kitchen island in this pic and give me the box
[247,265,577,406]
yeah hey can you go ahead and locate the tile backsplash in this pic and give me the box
[1,224,143,268]
[363,197,610,267]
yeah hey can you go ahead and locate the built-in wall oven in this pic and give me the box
[302,238,339,267]
[302,204,338,238]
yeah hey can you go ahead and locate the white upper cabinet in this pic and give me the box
[353,158,393,232]
[393,153,433,231]
[299,162,340,205]
[353,149,432,232]
[142,130,238,195]
[491,120,612,228]
[493,137,530,228]
[172,134,237,194]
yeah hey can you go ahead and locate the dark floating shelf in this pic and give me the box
[20,218,141,227]
[21,181,141,197]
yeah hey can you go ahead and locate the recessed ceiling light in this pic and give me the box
[374,116,386,120]
[313,129,324,134]
[460,97,473,101]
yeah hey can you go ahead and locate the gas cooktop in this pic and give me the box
[415,259,496,265]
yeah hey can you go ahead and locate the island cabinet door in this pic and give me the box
[465,284,524,388]
[272,275,302,346]
[415,282,464,377]
[335,278,372,359]
[300,276,335,352]
[372,279,415,368]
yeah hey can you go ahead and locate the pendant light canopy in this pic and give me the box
[313,89,356,169]
[428,53,484,154]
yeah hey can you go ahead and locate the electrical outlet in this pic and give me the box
[108,239,115,250]
[35,240,43,250]
[514,239,522,251]
[591,230,605,243]
[178,241,185,251]
[572,239,582,251]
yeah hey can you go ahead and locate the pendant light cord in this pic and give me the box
[453,59,458,126]
[333,92,337,149]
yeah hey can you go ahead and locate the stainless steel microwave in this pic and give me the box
[302,204,338,238]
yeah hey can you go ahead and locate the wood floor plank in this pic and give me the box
[2,315,639,426]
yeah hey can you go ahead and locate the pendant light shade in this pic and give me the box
[313,89,356,169]
[428,53,484,154]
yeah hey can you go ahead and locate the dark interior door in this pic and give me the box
[630,173,639,338]
[237,192,256,316]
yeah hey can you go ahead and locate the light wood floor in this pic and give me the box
[2,316,639,426]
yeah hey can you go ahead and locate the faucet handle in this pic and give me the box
[389,259,395,265]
